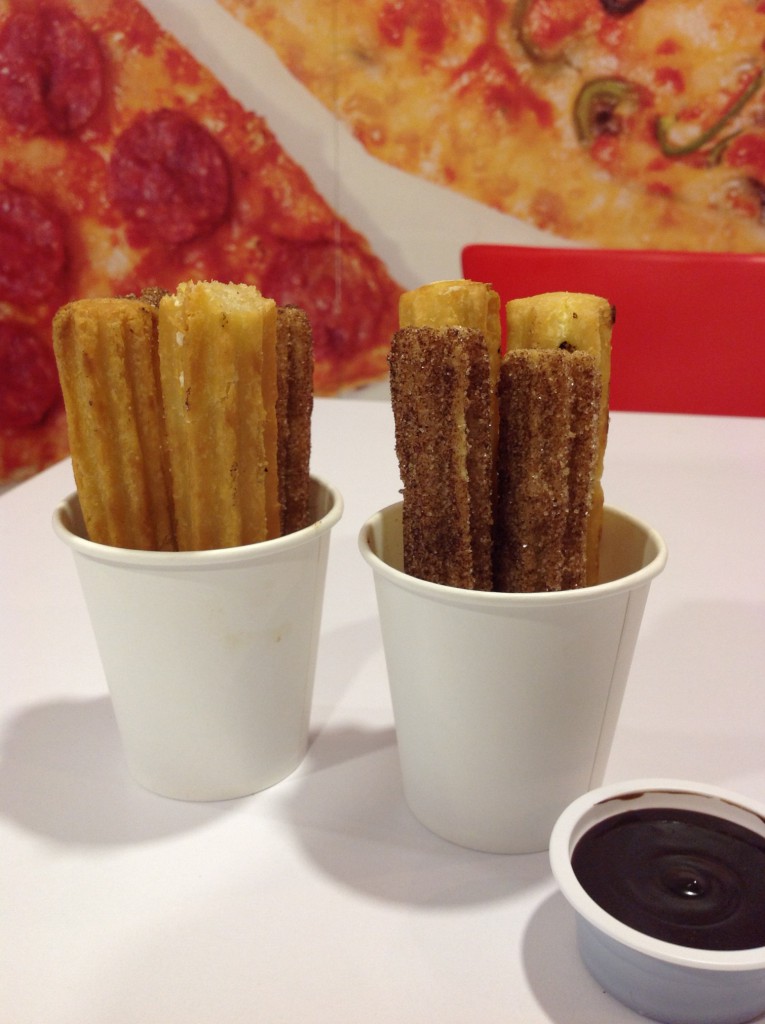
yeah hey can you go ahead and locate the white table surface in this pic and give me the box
[2,397,764,1024]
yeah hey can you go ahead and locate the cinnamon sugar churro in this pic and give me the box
[494,349,601,593]
[276,305,314,536]
[388,281,612,593]
[391,279,500,589]
[506,292,614,584]
[399,278,501,408]
[389,325,493,590]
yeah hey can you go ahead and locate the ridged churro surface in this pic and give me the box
[400,279,501,459]
[158,281,279,551]
[389,325,493,590]
[399,279,501,385]
[494,349,600,593]
[52,297,174,550]
[506,292,613,583]
[276,306,314,535]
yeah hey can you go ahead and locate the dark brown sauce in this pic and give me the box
[572,808,765,951]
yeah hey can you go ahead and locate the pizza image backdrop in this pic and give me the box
[220,0,765,252]
[2,0,764,483]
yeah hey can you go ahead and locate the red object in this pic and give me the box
[109,109,232,245]
[0,186,66,304]
[462,244,765,416]
[0,7,104,135]
[0,321,60,429]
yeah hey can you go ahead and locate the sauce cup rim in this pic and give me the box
[549,778,765,971]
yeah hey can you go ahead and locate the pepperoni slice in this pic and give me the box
[0,321,61,429]
[0,8,104,135]
[109,109,232,245]
[262,241,392,362]
[0,186,67,305]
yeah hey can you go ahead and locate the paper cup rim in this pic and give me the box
[53,475,343,567]
[358,502,667,606]
[548,778,765,971]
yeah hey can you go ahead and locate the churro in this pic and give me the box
[399,279,501,455]
[399,279,501,392]
[276,305,314,535]
[389,325,493,590]
[157,281,280,551]
[388,282,611,593]
[54,282,314,553]
[52,296,174,550]
[505,292,613,584]
[493,349,601,593]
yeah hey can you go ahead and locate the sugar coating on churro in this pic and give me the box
[53,296,175,551]
[276,305,314,535]
[389,325,493,590]
[399,279,501,385]
[494,349,601,593]
[399,278,502,462]
[506,292,613,584]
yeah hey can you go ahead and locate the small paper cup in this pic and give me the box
[359,503,667,853]
[54,477,343,801]
[549,780,765,1024]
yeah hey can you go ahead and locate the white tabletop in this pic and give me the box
[2,397,764,1024]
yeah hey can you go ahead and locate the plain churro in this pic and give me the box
[52,296,175,551]
[158,281,280,551]
[54,281,314,552]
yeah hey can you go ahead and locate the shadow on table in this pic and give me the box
[281,597,765,912]
[522,891,634,1023]
[0,615,383,849]
[0,695,230,844]
[284,715,553,909]
[282,616,553,908]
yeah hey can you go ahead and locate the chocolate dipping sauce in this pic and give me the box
[572,807,765,951]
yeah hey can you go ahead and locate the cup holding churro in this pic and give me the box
[52,280,343,800]
[55,478,342,801]
[359,500,666,853]
[361,279,667,852]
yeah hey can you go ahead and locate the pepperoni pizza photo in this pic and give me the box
[0,0,403,483]
[219,0,765,252]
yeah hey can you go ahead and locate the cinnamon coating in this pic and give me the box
[276,305,314,534]
[505,292,613,584]
[389,325,493,590]
[493,349,601,593]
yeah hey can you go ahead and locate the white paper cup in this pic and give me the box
[359,503,667,854]
[54,477,343,801]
